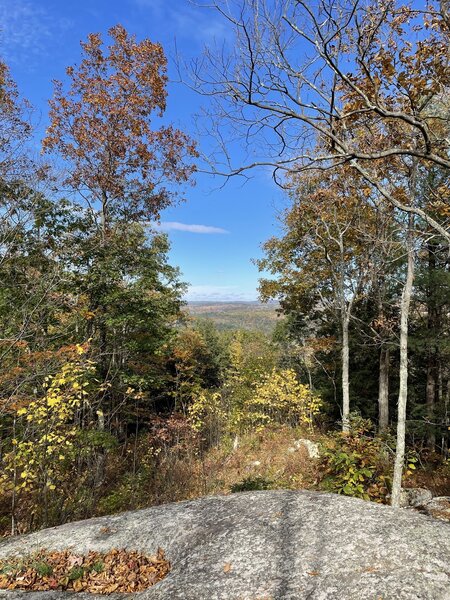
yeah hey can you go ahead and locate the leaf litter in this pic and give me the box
[0,547,170,594]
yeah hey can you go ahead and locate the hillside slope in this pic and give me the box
[187,301,281,333]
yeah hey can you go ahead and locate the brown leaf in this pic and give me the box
[67,554,83,568]
[73,579,84,592]
[223,563,232,573]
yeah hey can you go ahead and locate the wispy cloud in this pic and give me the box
[0,0,72,66]
[185,285,257,302]
[158,221,229,234]
[131,0,229,44]
[133,0,165,18]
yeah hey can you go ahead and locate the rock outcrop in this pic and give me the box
[421,496,450,522]
[294,438,321,458]
[287,439,321,459]
[0,490,449,599]
[399,487,433,508]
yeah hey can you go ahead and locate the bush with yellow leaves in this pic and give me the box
[188,389,225,448]
[188,368,321,442]
[246,368,321,431]
[0,344,95,530]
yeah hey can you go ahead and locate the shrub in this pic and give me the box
[188,390,225,447]
[319,415,391,502]
[230,476,275,493]
[247,368,321,430]
[0,346,94,497]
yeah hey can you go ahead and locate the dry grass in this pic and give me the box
[5,422,446,536]
[198,426,322,495]
[92,425,325,517]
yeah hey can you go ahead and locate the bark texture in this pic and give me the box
[378,347,390,432]
[391,234,415,508]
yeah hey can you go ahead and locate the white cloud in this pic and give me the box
[0,0,72,66]
[131,0,229,44]
[158,221,229,234]
[185,285,257,302]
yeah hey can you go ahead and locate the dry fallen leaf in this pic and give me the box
[223,562,232,573]
[73,579,84,592]
[363,566,379,573]
[0,547,170,594]
[67,554,83,568]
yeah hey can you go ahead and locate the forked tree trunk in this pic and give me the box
[378,347,390,432]
[391,226,415,508]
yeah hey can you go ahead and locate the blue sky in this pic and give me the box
[0,0,284,301]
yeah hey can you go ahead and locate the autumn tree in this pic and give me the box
[0,30,199,532]
[258,167,389,431]
[0,59,48,278]
[43,25,197,234]
[191,0,450,506]
[191,0,449,236]
[42,26,197,408]
[0,60,32,184]
[0,62,62,439]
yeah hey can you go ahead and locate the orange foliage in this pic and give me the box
[43,25,197,227]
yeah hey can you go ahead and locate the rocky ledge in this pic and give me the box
[0,490,449,599]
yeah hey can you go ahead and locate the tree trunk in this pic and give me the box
[426,364,436,450]
[437,364,444,454]
[426,241,438,451]
[378,347,390,432]
[444,378,449,457]
[391,226,415,508]
[342,313,350,432]
[101,190,108,241]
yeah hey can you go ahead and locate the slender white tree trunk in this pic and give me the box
[391,225,415,507]
[378,347,390,432]
[426,364,436,450]
[342,312,350,432]
[444,378,449,456]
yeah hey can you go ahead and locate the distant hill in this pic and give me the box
[186,301,282,334]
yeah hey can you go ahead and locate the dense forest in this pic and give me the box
[187,302,280,333]
[0,0,449,536]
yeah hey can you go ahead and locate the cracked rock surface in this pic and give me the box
[0,490,449,599]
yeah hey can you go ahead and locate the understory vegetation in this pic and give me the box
[1,320,449,535]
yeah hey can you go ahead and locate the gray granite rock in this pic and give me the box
[422,496,450,522]
[0,490,449,599]
[293,438,321,459]
[399,487,433,508]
